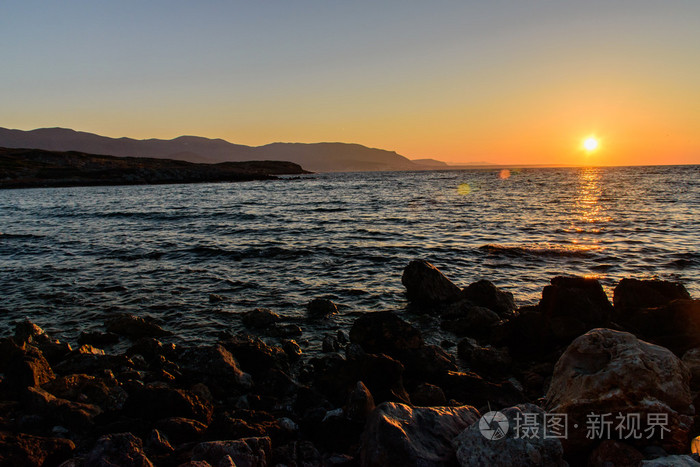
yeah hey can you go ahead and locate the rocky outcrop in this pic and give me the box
[349,311,423,356]
[359,402,480,467]
[461,279,516,317]
[546,328,694,457]
[0,431,75,466]
[401,260,461,304]
[613,278,691,312]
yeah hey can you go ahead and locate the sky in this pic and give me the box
[2,1,699,166]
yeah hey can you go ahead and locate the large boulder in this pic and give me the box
[545,328,693,457]
[178,344,253,394]
[307,298,338,318]
[613,278,691,313]
[218,334,288,376]
[440,303,501,338]
[539,276,613,341]
[612,299,700,356]
[461,279,516,317]
[241,308,282,328]
[14,319,72,364]
[439,371,525,411]
[401,260,461,304]
[349,312,423,357]
[359,402,480,467]
[24,386,102,431]
[3,344,55,391]
[452,404,565,466]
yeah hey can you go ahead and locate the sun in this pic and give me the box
[582,136,599,152]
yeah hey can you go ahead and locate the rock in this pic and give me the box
[53,352,135,377]
[539,276,613,341]
[192,437,271,467]
[401,259,461,304]
[0,431,75,466]
[126,337,178,362]
[457,338,512,375]
[613,299,700,356]
[42,373,127,411]
[209,294,225,303]
[14,319,72,364]
[85,432,154,467]
[146,428,173,454]
[241,308,281,328]
[255,368,300,397]
[265,323,303,338]
[281,339,303,361]
[359,402,480,467]
[155,417,207,445]
[614,278,691,313]
[4,344,55,391]
[349,311,423,357]
[452,403,565,466]
[179,344,253,394]
[400,345,458,382]
[461,279,516,317]
[588,440,644,467]
[440,303,501,337]
[106,313,171,339]
[24,386,102,431]
[345,381,375,422]
[124,384,214,424]
[218,334,288,376]
[312,352,410,406]
[78,330,121,347]
[642,455,700,466]
[307,298,338,318]
[322,334,340,353]
[546,328,693,457]
[410,383,447,407]
[683,348,700,391]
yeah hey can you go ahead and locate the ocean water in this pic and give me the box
[1,166,698,348]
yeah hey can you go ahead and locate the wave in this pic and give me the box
[186,245,316,261]
[478,243,599,259]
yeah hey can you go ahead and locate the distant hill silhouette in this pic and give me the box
[0,127,435,172]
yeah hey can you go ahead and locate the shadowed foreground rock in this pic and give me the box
[359,402,480,467]
[401,260,461,304]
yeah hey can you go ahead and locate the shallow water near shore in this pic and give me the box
[1,165,698,348]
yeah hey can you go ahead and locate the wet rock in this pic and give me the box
[106,313,171,339]
[461,279,516,317]
[457,338,512,375]
[0,431,75,466]
[192,437,271,467]
[281,339,302,361]
[4,344,55,391]
[614,278,691,313]
[155,417,207,445]
[410,382,447,407]
[126,337,178,362]
[265,323,303,338]
[78,330,121,348]
[349,311,423,356]
[24,386,102,431]
[359,402,480,467]
[85,432,154,467]
[642,455,700,466]
[539,276,613,341]
[218,334,288,376]
[241,308,281,328]
[209,293,225,303]
[588,440,644,467]
[179,344,253,394]
[440,303,501,337]
[546,328,693,457]
[345,381,375,422]
[401,259,461,304]
[307,298,338,318]
[452,403,565,466]
[125,384,214,424]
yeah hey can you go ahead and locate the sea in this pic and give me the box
[1,165,698,350]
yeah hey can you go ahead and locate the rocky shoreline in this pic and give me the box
[0,147,309,189]
[1,260,699,466]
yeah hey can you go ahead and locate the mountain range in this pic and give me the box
[0,127,446,172]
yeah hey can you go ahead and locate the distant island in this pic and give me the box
[0,147,308,189]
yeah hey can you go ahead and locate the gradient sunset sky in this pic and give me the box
[2,1,699,166]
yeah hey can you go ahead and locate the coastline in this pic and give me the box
[1,260,698,465]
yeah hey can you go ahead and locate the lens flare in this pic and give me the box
[457,183,471,195]
[499,169,511,179]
